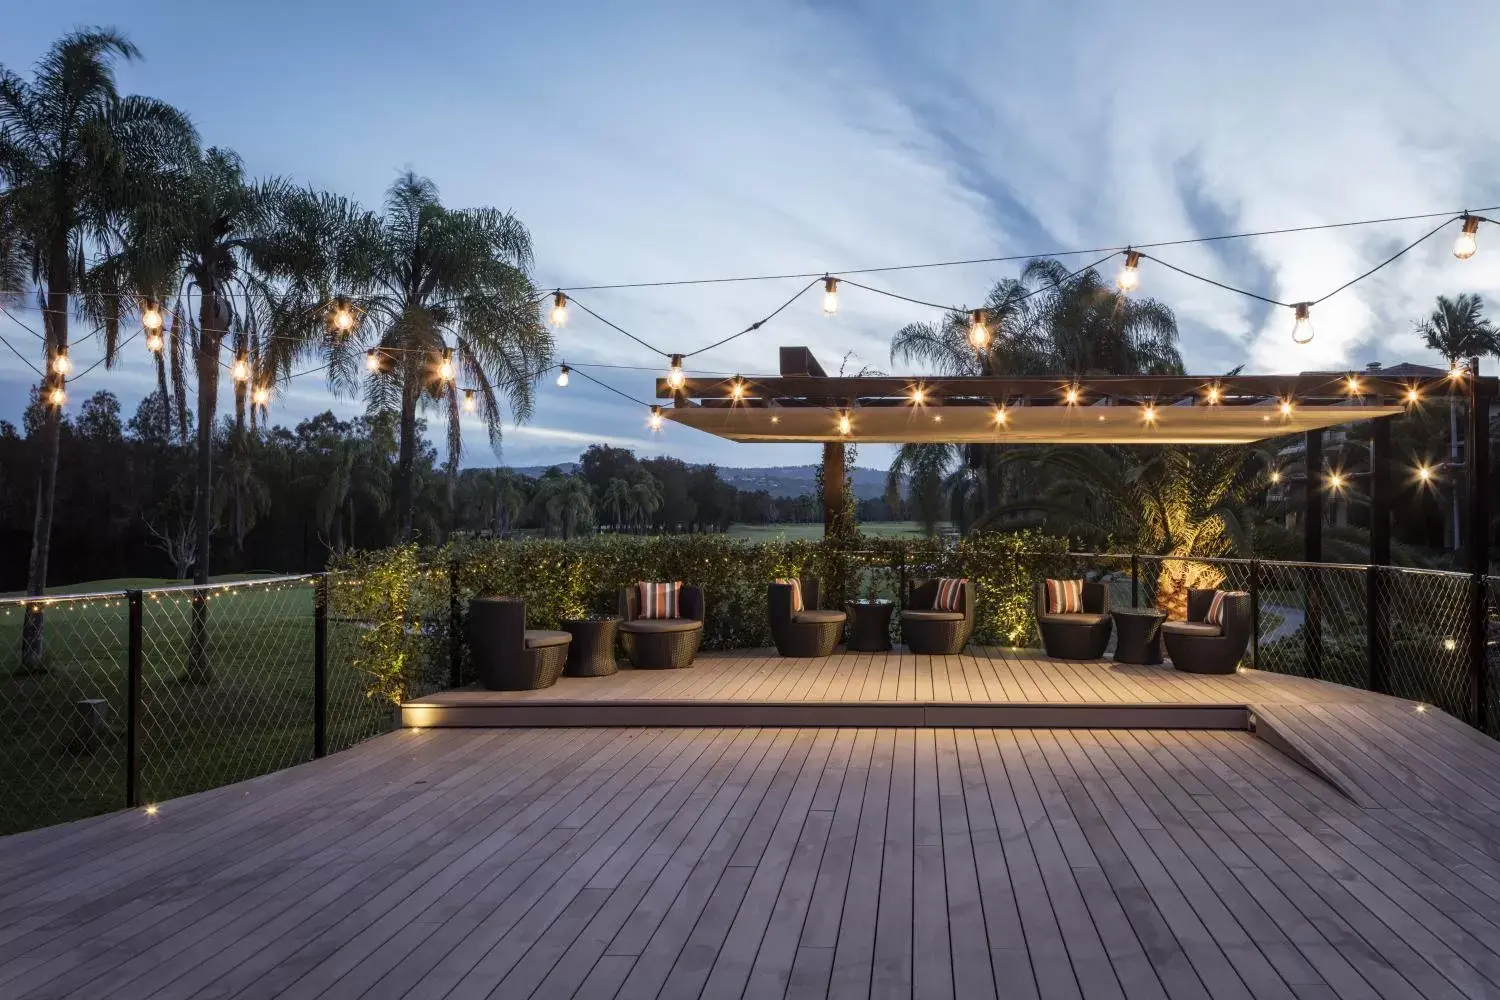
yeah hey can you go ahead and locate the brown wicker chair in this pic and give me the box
[768,579,846,657]
[901,579,975,654]
[1035,581,1112,659]
[1163,589,1251,674]
[618,585,705,669]
[466,597,571,690]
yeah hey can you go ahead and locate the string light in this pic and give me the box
[1344,375,1361,395]
[1417,463,1434,483]
[365,349,381,372]
[1141,403,1157,423]
[231,351,250,383]
[1064,385,1081,405]
[328,298,357,333]
[1327,471,1346,490]
[144,804,159,816]
[252,385,270,407]
[1404,385,1421,404]
[1448,361,1466,380]
[462,389,477,413]
[145,328,164,353]
[556,364,570,387]
[667,354,685,390]
[47,380,66,407]
[648,405,664,431]
[1269,470,1282,484]
[910,385,927,406]
[1205,384,1221,405]
[550,290,568,326]
[837,411,852,436]
[1279,398,1295,417]
[730,376,746,401]
[822,276,839,315]
[967,310,989,350]
[141,299,164,332]
[51,347,71,376]
[1454,215,1480,260]
[437,348,455,382]
[1291,303,1314,345]
[1116,250,1141,292]
[993,405,1008,426]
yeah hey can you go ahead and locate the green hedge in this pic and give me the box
[330,530,1072,702]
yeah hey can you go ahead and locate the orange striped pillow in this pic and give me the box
[935,578,966,611]
[637,581,681,619]
[1045,578,1083,614]
[773,578,804,613]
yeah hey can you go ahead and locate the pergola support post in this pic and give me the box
[1468,359,1491,730]
[1304,428,1323,679]
[1368,412,1391,694]
[822,441,848,536]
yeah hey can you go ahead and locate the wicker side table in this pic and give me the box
[1112,609,1167,665]
[561,617,620,677]
[846,600,894,653]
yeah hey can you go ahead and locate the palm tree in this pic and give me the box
[1416,293,1497,550]
[534,474,594,539]
[629,470,662,533]
[600,477,634,530]
[1022,259,1183,375]
[315,434,390,552]
[350,172,552,541]
[214,422,270,553]
[464,468,526,536]
[0,29,194,669]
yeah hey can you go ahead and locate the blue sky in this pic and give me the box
[4,0,1500,471]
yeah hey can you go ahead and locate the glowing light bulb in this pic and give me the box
[1206,384,1221,405]
[1280,399,1294,417]
[144,804,159,816]
[1345,375,1361,394]
[437,348,455,382]
[252,385,270,407]
[1442,638,1456,652]
[994,406,1008,426]
[51,349,71,376]
[463,389,477,413]
[556,365,570,387]
[1064,386,1080,405]
[1269,470,1282,484]
[1116,250,1141,293]
[1328,472,1346,490]
[48,383,66,407]
[1142,403,1156,423]
[1405,385,1421,404]
[910,385,926,406]
[1291,303,1313,345]
[365,349,381,372]
[329,298,356,333]
[837,412,852,436]
[145,330,164,353]
[730,377,745,400]
[231,353,250,382]
[1417,464,1434,483]
[1455,215,1480,260]
[667,354,685,390]
[141,300,164,331]
[822,276,839,315]
[648,405,664,432]
[967,310,989,350]
[1449,361,1466,380]
[550,290,568,326]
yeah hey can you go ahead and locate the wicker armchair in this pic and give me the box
[1034,581,1112,659]
[618,585,705,669]
[901,579,975,654]
[1163,589,1251,674]
[768,579,846,657]
[466,597,571,690]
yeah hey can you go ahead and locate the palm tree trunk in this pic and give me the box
[154,349,171,437]
[187,291,222,683]
[394,377,420,542]
[19,242,72,674]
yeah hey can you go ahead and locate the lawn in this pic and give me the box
[0,577,395,835]
[727,520,943,541]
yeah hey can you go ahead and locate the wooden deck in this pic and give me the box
[5,649,1500,998]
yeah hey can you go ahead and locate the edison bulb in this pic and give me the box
[141,301,164,331]
[1116,251,1141,293]
[556,365,570,387]
[51,350,71,376]
[1291,304,1313,345]
[48,384,66,407]
[967,310,988,350]
[145,330,164,353]
[837,412,852,436]
[822,276,839,315]
[231,355,250,382]
[463,389,477,413]
[1455,216,1480,260]
[252,385,270,406]
[365,349,381,372]
[437,349,455,382]
[331,302,355,333]
[648,406,664,432]
[550,291,568,326]
[667,355,685,390]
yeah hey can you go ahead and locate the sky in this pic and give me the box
[3,0,1500,472]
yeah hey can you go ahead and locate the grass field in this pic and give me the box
[726,521,944,541]
[0,577,398,835]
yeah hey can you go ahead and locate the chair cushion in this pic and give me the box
[619,617,702,634]
[1045,579,1084,614]
[1162,620,1222,638]
[1039,613,1110,628]
[523,629,572,649]
[902,610,964,623]
[793,610,847,625]
[935,578,967,611]
[637,581,681,619]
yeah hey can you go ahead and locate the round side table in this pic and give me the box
[561,617,620,677]
[1111,609,1167,665]
[846,600,894,653]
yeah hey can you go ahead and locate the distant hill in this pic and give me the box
[509,463,891,500]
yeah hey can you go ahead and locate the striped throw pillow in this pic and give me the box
[637,581,681,619]
[1045,579,1083,614]
[935,578,966,611]
[774,578,804,613]
[1206,590,1246,626]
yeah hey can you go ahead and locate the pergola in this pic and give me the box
[656,347,1496,580]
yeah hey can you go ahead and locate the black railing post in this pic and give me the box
[1130,553,1139,608]
[1366,565,1387,694]
[1467,357,1490,730]
[314,574,328,759]
[1249,560,1261,668]
[448,557,463,689]
[126,590,143,809]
